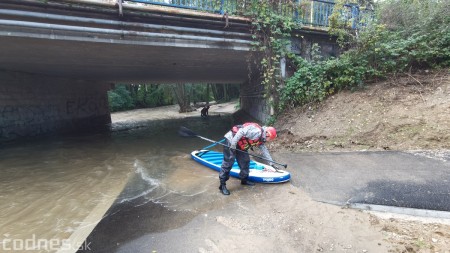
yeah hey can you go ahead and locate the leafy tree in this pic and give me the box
[211,83,240,102]
[108,84,134,112]
[108,84,174,112]
[135,84,174,108]
[278,0,449,111]
[171,83,195,113]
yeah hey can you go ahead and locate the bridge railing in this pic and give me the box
[125,0,233,13]
[126,0,366,29]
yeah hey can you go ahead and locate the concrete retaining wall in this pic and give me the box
[290,30,339,61]
[0,71,111,141]
[240,30,339,124]
[240,70,272,124]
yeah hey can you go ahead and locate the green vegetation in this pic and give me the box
[247,0,300,110]
[108,84,173,112]
[245,0,449,118]
[282,0,449,110]
[108,85,135,112]
[108,83,239,112]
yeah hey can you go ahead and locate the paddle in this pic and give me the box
[178,126,288,169]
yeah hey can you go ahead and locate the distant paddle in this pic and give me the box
[178,126,288,169]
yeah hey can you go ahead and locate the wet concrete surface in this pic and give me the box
[78,145,450,252]
[79,198,196,253]
[77,169,235,253]
[78,195,231,253]
[275,151,450,212]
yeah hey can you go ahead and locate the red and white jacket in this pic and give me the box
[224,122,273,163]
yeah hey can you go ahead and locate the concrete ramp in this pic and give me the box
[276,151,450,216]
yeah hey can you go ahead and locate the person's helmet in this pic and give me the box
[265,126,277,141]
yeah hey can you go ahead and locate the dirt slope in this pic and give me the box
[273,69,450,153]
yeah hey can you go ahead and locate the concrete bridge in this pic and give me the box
[0,0,338,141]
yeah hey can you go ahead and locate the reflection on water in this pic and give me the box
[0,116,231,252]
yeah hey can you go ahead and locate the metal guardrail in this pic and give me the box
[126,0,230,13]
[299,0,363,28]
[126,0,364,28]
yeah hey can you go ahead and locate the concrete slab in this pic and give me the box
[78,150,450,252]
[275,151,450,212]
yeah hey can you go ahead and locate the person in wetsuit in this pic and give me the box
[200,105,210,117]
[219,122,277,195]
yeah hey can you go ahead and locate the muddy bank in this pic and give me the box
[273,70,450,152]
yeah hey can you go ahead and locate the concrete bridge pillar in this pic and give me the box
[239,68,274,124]
[239,30,339,124]
[0,71,111,141]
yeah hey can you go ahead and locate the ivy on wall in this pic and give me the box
[246,0,302,120]
[244,0,449,121]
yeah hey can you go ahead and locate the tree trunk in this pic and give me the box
[223,83,228,101]
[172,83,194,113]
[206,83,210,105]
[211,84,220,102]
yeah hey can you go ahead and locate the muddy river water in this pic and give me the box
[0,113,233,252]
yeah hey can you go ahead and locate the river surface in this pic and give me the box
[0,115,233,252]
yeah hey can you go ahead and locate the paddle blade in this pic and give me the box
[178,126,198,138]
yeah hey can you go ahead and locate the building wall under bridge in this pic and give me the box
[0,71,111,142]
[239,72,273,124]
[240,29,339,124]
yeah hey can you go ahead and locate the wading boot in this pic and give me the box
[241,180,255,186]
[219,184,230,195]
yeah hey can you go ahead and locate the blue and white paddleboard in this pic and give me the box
[191,150,290,183]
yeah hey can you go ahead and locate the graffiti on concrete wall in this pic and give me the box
[0,70,112,141]
[66,96,108,116]
[0,104,60,140]
[0,104,59,123]
[0,95,109,141]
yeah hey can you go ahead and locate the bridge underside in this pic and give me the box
[0,0,336,142]
[0,0,253,83]
[0,36,250,83]
[0,0,257,141]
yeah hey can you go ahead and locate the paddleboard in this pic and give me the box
[191,150,290,183]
